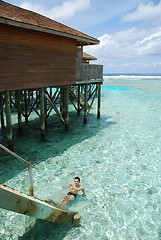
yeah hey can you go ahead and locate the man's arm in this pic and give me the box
[63,183,72,189]
[81,187,86,196]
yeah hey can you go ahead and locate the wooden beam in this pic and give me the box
[97,84,101,119]
[77,85,81,115]
[84,85,88,124]
[24,90,28,122]
[62,86,69,131]
[5,91,13,150]
[1,109,5,129]
[15,90,22,134]
[76,79,103,85]
[40,88,45,141]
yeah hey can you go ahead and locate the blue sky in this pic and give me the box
[4,0,161,74]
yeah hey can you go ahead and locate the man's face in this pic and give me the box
[74,179,79,186]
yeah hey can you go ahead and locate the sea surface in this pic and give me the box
[0,75,161,240]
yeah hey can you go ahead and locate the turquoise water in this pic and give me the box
[0,76,161,239]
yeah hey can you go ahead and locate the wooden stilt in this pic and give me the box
[1,110,5,129]
[44,88,47,125]
[63,86,69,131]
[60,87,63,113]
[15,90,22,133]
[36,90,39,108]
[24,90,28,122]
[10,91,13,109]
[77,85,81,116]
[84,85,88,124]
[40,88,45,141]
[50,87,52,97]
[0,96,5,129]
[5,91,13,150]
[97,84,101,119]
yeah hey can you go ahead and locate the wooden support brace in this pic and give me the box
[44,91,64,123]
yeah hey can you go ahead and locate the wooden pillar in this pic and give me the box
[36,90,39,108]
[40,88,45,141]
[24,90,28,122]
[50,87,52,97]
[10,91,13,109]
[15,90,22,133]
[1,109,5,129]
[84,85,88,124]
[60,87,63,113]
[0,95,5,128]
[97,84,101,119]
[44,88,47,125]
[62,86,69,131]
[5,91,13,150]
[77,85,81,116]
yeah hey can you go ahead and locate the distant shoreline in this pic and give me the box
[104,73,161,77]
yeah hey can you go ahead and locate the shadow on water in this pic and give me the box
[0,111,116,182]
[18,218,77,240]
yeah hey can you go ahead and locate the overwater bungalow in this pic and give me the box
[83,52,97,64]
[0,0,103,150]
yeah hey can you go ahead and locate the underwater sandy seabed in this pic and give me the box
[0,76,161,240]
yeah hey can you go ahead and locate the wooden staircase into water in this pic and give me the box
[0,144,78,224]
[0,184,77,223]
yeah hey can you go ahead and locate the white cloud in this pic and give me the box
[112,27,146,42]
[136,28,161,55]
[85,27,161,59]
[122,1,161,24]
[19,0,91,21]
[19,2,45,15]
[48,0,91,20]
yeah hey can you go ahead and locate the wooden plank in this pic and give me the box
[0,24,76,92]
[0,184,77,224]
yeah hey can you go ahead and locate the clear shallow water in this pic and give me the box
[0,76,161,240]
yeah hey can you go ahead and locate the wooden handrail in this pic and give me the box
[0,144,34,196]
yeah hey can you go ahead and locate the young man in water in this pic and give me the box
[60,176,85,207]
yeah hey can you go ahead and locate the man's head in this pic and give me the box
[74,176,80,186]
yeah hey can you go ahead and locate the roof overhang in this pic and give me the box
[0,17,99,46]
